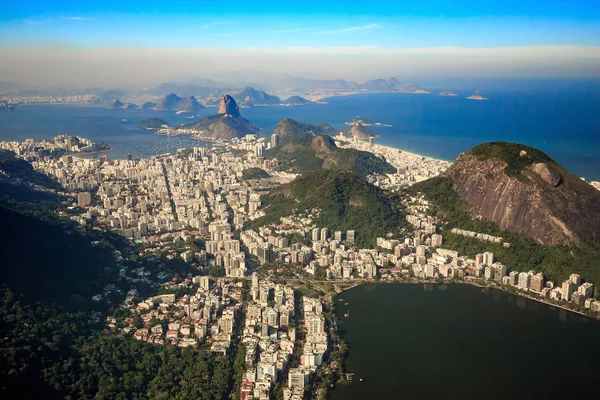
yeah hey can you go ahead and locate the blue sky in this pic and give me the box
[1,0,600,86]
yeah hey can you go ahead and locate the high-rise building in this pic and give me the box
[199,276,211,290]
[475,253,484,266]
[530,273,545,292]
[561,281,575,301]
[483,252,494,266]
[569,273,581,286]
[431,234,443,247]
[288,368,308,389]
[578,282,594,299]
[252,271,259,289]
[334,231,342,241]
[508,271,519,286]
[77,191,92,207]
[518,272,530,290]
[320,228,328,241]
[220,313,234,334]
[312,228,320,242]
[369,136,375,147]
[307,315,325,335]
[493,264,507,283]
[271,134,279,148]
[346,230,355,243]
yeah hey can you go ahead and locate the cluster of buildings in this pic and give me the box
[403,195,599,312]
[334,134,451,190]
[450,227,507,246]
[239,274,328,400]
[0,93,98,104]
[108,276,244,351]
[0,135,108,158]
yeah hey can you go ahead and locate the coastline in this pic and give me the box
[331,279,597,320]
[337,135,452,165]
[316,90,431,102]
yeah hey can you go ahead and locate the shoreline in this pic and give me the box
[331,279,596,320]
[336,135,451,165]
[316,90,432,102]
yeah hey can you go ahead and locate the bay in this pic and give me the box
[332,284,600,399]
[0,82,599,180]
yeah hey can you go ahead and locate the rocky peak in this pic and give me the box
[443,142,600,246]
[217,95,241,118]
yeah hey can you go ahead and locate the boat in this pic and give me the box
[344,302,348,305]
[122,118,128,122]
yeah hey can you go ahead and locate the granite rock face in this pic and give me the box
[217,95,241,118]
[444,144,600,246]
[181,95,258,138]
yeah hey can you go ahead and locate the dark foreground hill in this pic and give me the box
[248,170,405,248]
[0,158,236,399]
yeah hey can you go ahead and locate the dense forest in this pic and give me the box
[409,176,600,285]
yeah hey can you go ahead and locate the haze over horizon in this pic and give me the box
[1,0,600,88]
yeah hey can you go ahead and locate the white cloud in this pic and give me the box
[319,24,380,34]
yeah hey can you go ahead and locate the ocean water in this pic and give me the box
[0,104,214,160]
[0,83,599,180]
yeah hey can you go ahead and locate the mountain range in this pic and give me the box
[153,93,204,112]
[0,76,429,99]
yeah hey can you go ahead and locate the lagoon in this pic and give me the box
[332,284,600,399]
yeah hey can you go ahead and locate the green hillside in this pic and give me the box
[139,118,169,130]
[266,132,395,177]
[248,170,406,248]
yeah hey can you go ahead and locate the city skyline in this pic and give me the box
[2,0,600,87]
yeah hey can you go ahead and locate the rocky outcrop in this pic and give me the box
[108,99,137,109]
[346,124,374,140]
[180,96,258,139]
[217,95,241,117]
[444,143,600,246]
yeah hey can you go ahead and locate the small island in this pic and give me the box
[345,117,374,126]
[142,101,157,109]
[139,118,170,130]
[281,96,313,106]
[467,90,488,101]
[439,91,458,97]
[108,99,138,109]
